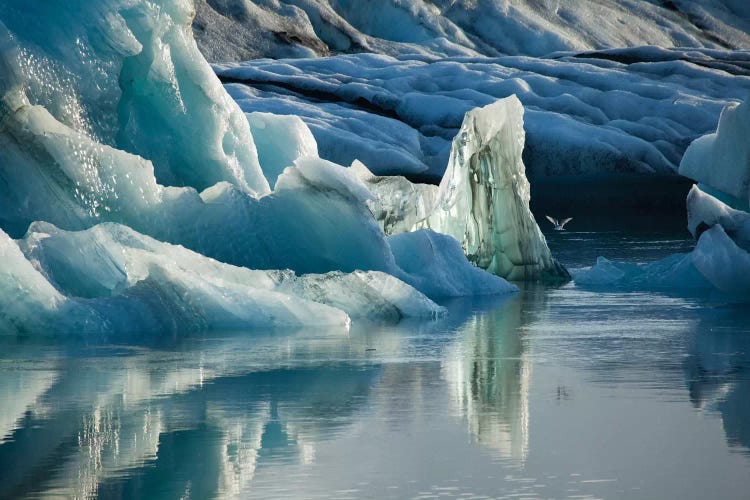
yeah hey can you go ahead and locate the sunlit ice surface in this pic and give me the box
[1,231,749,499]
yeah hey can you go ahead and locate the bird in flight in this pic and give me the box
[546,215,573,231]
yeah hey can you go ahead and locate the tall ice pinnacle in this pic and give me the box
[419,96,569,281]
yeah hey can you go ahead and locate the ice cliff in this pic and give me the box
[0,0,523,334]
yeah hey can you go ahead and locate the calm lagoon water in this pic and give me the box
[1,230,749,499]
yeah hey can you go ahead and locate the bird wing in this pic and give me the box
[545,215,558,226]
[560,217,573,228]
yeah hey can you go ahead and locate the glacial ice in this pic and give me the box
[575,224,750,296]
[351,97,568,282]
[680,98,750,209]
[388,230,519,298]
[0,0,522,333]
[576,101,750,296]
[573,254,712,290]
[687,185,750,244]
[417,97,568,282]
[0,86,512,304]
[693,225,750,295]
[246,111,318,188]
[217,49,750,187]
[195,0,750,62]
[352,160,438,235]
[0,0,269,195]
[1,222,448,334]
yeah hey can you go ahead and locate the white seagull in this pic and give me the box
[545,215,573,231]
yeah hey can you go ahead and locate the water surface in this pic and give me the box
[1,230,749,499]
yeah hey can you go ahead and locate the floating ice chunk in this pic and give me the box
[692,225,750,295]
[686,185,750,244]
[3,222,452,334]
[16,222,350,332]
[574,225,750,295]
[388,230,519,298]
[573,254,711,290]
[680,99,750,208]
[246,112,318,188]
[417,96,569,282]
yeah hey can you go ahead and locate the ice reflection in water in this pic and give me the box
[1,231,750,499]
[444,291,538,463]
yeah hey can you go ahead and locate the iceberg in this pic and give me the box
[686,185,750,244]
[417,96,569,282]
[352,98,569,282]
[576,98,750,296]
[0,0,522,333]
[573,254,712,290]
[0,0,269,196]
[692,225,750,295]
[2,222,447,334]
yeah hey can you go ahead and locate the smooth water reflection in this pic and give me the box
[1,231,750,499]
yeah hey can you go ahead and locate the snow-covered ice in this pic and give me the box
[217,49,750,187]
[195,0,750,62]
[680,98,750,209]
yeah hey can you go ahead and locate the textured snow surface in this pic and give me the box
[217,49,750,181]
[195,0,750,62]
